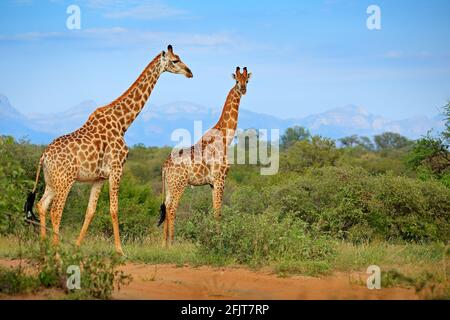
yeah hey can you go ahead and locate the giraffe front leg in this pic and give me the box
[212,182,225,221]
[212,166,228,221]
[109,170,124,255]
[76,181,104,247]
[212,165,228,235]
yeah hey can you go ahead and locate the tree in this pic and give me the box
[374,132,411,150]
[282,136,340,172]
[339,135,375,151]
[281,126,311,149]
[408,103,450,176]
[443,102,450,142]
[359,136,375,151]
[339,135,375,150]
[339,135,359,148]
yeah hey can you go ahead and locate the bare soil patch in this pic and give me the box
[0,259,418,300]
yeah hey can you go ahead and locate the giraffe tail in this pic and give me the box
[158,203,166,227]
[158,168,167,227]
[24,154,43,222]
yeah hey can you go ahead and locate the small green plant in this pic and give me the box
[26,240,132,299]
[0,266,39,295]
[79,253,132,299]
[382,269,450,300]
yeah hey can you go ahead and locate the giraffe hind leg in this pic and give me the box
[167,188,185,247]
[161,183,185,247]
[158,203,166,227]
[162,215,169,247]
[161,191,170,247]
[76,181,104,247]
[49,183,73,247]
[36,185,55,240]
[109,170,124,255]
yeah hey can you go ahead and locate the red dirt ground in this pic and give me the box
[0,259,418,300]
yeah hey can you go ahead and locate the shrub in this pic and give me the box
[89,175,160,241]
[281,136,341,173]
[0,136,36,234]
[272,166,450,242]
[229,186,268,214]
[0,266,39,295]
[30,242,132,299]
[75,252,132,299]
[178,208,335,265]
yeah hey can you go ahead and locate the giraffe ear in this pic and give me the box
[231,73,236,80]
[247,72,252,80]
[161,51,168,63]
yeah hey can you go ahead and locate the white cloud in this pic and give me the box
[104,3,187,20]
[84,0,188,20]
[0,31,62,41]
[11,0,33,5]
[383,50,404,59]
[383,50,434,60]
[0,27,240,51]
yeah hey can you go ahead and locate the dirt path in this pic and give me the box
[114,264,418,300]
[0,260,418,300]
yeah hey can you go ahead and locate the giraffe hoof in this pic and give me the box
[115,248,125,256]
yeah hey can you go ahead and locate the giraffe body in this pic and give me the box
[26,45,193,254]
[160,67,252,246]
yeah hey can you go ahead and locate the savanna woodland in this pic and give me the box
[0,103,449,299]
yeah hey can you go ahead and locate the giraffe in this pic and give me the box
[24,45,193,255]
[158,66,252,246]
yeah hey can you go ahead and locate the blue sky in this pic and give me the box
[0,0,449,120]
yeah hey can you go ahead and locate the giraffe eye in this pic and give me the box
[172,60,180,64]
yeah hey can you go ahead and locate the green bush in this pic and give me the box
[281,136,341,173]
[89,175,160,241]
[229,186,268,214]
[272,166,450,242]
[0,136,36,234]
[178,208,335,265]
[0,266,39,295]
[30,242,132,299]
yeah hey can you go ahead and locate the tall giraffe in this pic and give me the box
[24,45,193,255]
[158,66,251,246]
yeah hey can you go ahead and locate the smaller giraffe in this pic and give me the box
[158,66,252,246]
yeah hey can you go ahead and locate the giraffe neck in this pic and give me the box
[213,86,242,145]
[87,53,163,134]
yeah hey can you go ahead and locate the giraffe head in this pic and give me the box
[161,44,193,78]
[232,66,252,95]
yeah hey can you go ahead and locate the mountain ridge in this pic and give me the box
[0,94,445,146]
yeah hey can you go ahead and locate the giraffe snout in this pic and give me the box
[184,68,193,78]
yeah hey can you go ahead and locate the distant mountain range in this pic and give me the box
[0,94,445,146]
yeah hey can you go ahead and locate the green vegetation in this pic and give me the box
[178,209,334,268]
[0,237,131,299]
[0,103,449,298]
[0,265,40,295]
[407,102,450,187]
